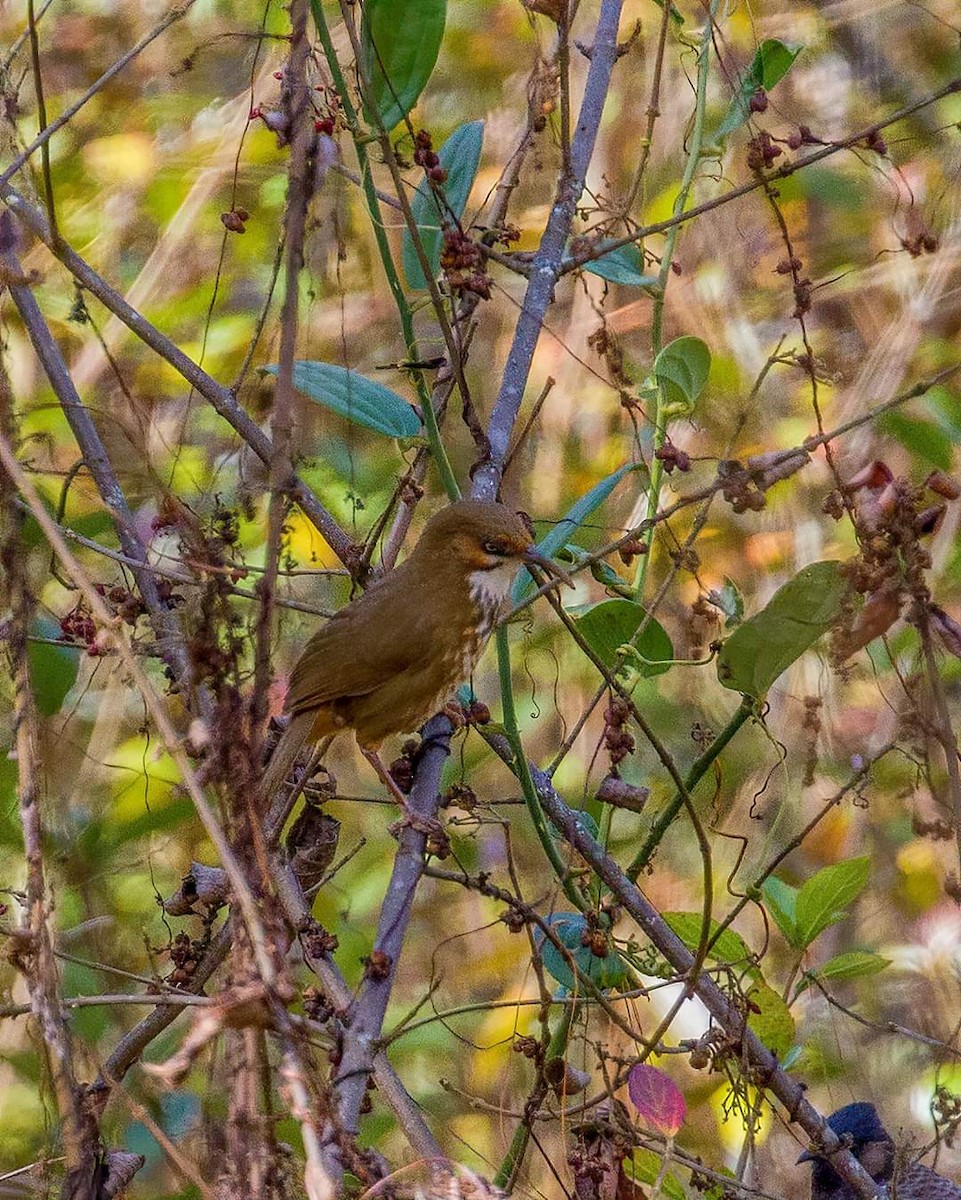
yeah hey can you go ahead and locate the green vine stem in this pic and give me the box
[627,695,754,880]
[309,0,460,501]
[497,628,587,912]
[632,4,717,603]
[493,1001,576,1190]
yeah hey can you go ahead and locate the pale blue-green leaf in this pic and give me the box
[512,462,644,601]
[709,576,745,627]
[360,0,447,132]
[537,912,626,991]
[582,242,658,287]
[403,120,484,289]
[261,362,421,438]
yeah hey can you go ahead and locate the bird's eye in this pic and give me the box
[483,539,508,556]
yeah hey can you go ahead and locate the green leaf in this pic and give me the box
[29,617,81,717]
[878,411,953,470]
[360,0,447,133]
[717,39,803,138]
[664,912,757,972]
[716,561,846,698]
[746,981,795,1057]
[403,120,484,289]
[582,242,658,288]
[537,913,626,991]
[925,385,961,440]
[762,877,798,945]
[796,950,891,994]
[793,857,871,948]
[653,335,711,414]
[512,462,644,601]
[570,598,673,679]
[261,362,421,438]
[628,1150,686,1200]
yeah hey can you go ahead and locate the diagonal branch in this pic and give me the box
[0,187,358,570]
[530,764,883,1200]
[0,225,208,714]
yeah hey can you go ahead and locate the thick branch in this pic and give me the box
[328,714,451,1153]
[472,0,625,500]
[530,766,883,1200]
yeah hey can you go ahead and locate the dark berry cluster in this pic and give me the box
[413,129,448,184]
[440,227,491,299]
[603,696,635,769]
[655,440,691,474]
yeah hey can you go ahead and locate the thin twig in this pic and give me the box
[0,2,198,193]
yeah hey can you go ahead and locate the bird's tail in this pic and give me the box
[260,710,316,821]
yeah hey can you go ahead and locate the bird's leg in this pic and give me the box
[358,746,447,847]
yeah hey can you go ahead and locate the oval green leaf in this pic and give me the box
[537,912,626,992]
[583,242,658,288]
[746,981,795,1058]
[571,598,673,679]
[653,335,711,414]
[797,951,891,995]
[403,120,484,289]
[664,911,756,972]
[878,411,953,470]
[628,1151,687,1200]
[29,617,81,717]
[360,0,447,133]
[261,361,421,438]
[794,856,870,949]
[716,560,846,698]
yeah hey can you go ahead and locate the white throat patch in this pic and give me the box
[468,561,522,610]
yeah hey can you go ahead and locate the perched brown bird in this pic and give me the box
[261,499,569,816]
[800,1103,961,1200]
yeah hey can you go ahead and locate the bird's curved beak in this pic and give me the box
[523,546,575,589]
[796,1149,814,1164]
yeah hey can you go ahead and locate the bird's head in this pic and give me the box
[415,500,572,598]
[798,1103,895,1193]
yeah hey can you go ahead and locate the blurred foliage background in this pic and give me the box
[1,0,961,1196]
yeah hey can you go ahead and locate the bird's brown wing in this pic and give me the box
[284,565,440,716]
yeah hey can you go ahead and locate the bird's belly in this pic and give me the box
[349,629,490,748]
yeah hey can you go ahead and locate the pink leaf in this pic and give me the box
[627,1063,686,1136]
